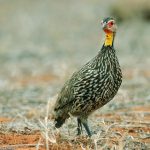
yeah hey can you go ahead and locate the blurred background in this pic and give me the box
[0,0,150,118]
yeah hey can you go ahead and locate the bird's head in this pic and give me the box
[101,17,117,33]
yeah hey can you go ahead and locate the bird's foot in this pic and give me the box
[77,118,92,137]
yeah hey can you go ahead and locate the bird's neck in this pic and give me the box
[104,32,115,47]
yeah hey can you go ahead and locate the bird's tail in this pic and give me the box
[54,117,65,128]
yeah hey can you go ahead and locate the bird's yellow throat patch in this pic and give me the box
[104,32,114,46]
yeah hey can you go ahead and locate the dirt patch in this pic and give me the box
[12,73,59,87]
[0,132,84,150]
[0,132,42,145]
[131,106,150,112]
[0,117,12,123]
[122,69,150,79]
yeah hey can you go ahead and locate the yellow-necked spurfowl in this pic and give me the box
[53,17,122,136]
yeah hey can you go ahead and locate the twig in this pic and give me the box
[45,99,51,150]
[36,137,42,150]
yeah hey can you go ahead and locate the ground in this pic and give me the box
[0,104,150,149]
[0,0,150,149]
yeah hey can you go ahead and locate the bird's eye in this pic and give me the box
[107,21,114,27]
[110,21,114,25]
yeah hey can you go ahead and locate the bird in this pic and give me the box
[53,17,122,137]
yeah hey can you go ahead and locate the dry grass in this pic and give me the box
[0,0,149,149]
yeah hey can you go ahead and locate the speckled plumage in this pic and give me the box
[53,17,122,136]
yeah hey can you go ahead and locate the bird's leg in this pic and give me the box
[81,118,92,137]
[77,118,82,135]
[82,122,92,137]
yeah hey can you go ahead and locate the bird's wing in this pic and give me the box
[54,53,102,111]
[54,68,86,110]
[54,61,98,111]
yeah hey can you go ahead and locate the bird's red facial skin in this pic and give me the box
[107,21,114,28]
